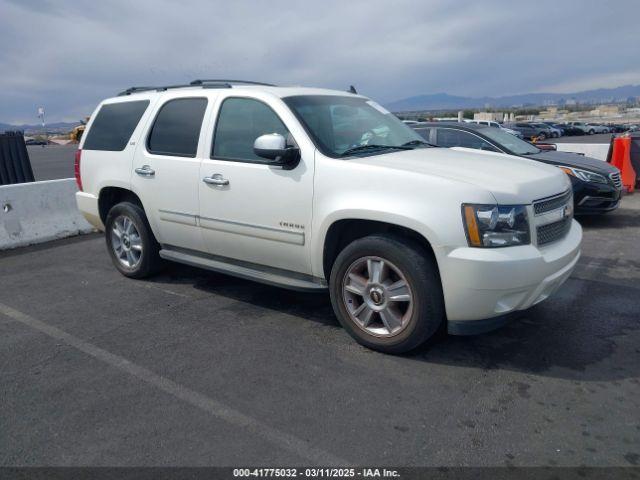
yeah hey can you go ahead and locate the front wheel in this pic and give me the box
[105,201,163,278]
[329,235,445,354]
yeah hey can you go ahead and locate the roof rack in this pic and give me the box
[190,79,276,87]
[118,79,276,96]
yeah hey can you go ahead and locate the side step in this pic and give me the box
[159,247,327,292]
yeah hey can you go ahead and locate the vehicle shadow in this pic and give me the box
[576,212,640,229]
[150,262,640,383]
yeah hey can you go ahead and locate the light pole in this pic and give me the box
[37,106,46,147]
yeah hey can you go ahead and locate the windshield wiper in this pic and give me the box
[340,144,412,157]
[402,139,438,148]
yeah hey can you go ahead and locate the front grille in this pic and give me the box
[610,171,622,189]
[533,190,572,215]
[537,217,572,245]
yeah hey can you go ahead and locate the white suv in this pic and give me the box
[75,80,582,353]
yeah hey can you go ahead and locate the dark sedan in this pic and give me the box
[413,122,622,214]
[552,123,584,136]
[503,122,552,140]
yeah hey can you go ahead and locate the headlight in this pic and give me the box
[462,204,530,248]
[558,166,607,184]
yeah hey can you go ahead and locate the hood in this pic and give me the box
[527,150,618,174]
[351,147,570,205]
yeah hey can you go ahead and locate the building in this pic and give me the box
[473,112,504,122]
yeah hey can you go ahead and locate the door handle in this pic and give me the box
[135,165,155,177]
[203,174,229,186]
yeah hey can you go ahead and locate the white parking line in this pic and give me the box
[0,302,348,466]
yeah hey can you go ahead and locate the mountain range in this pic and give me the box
[0,121,80,134]
[384,84,640,112]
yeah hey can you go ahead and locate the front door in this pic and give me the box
[198,95,314,275]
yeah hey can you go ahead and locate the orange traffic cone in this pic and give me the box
[609,136,636,193]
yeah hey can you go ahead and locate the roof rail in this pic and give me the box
[117,85,194,96]
[190,79,276,87]
[117,79,275,96]
[117,86,158,96]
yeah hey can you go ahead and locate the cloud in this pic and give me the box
[1,0,639,122]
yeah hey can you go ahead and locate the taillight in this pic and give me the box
[74,149,83,191]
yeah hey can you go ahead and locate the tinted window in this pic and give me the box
[147,98,208,157]
[213,97,290,162]
[414,127,433,142]
[436,129,465,147]
[436,129,498,151]
[83,101,149,151]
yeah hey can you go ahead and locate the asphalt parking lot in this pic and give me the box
[27,144,76,181]
[553,133,613,144]
[1,191,639,467]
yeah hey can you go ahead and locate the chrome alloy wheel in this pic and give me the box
[341,256,414,337]
[110,215,143,268]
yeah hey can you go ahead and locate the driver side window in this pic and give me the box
[212,97,291,163]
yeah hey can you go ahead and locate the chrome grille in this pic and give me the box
[533,190,572,215]
[533,190,573,246]
[610,171,622,189]
[537,217,572,245]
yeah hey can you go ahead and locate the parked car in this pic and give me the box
[566,122,602,135]
[468,120,524,138]
[413,122,622,214]
[607,124,628,133]
[586,123,611,134]
[25,138,48,146]
[536,122,562,138]
[75,80,581,354]
[505,122,552,140]
[552,123,583,136]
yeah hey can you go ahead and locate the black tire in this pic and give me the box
[588,129,595,135]
[538,133,546,140]
[329,235,445,354]
[104,201,163,279]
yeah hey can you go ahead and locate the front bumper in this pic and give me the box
[436,219,582,327]
[574,183,622,214]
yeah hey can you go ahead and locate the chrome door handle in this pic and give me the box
[203,174,229,186]
[135,165,155,177]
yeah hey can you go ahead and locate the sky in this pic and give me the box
[1,0,639,124]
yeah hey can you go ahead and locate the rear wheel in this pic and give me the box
[329,235,445,354]
[588,129,595,135]
[105,201,163,278]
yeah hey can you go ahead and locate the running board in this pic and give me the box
[159,247,327,292]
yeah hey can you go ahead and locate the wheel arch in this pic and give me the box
[98,186,144,224]
[320,216,440,281]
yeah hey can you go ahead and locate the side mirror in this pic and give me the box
[253,133,300,169]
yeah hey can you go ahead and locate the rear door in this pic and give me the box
[131,94,211,252]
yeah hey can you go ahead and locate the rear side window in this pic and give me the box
[83,100,149,151]
[147,98,208,157]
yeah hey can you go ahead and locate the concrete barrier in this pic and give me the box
[0,178,94,250]
[553,143,610,161]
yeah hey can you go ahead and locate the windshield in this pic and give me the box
[283,95,426,157]
[479,127,540,155]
